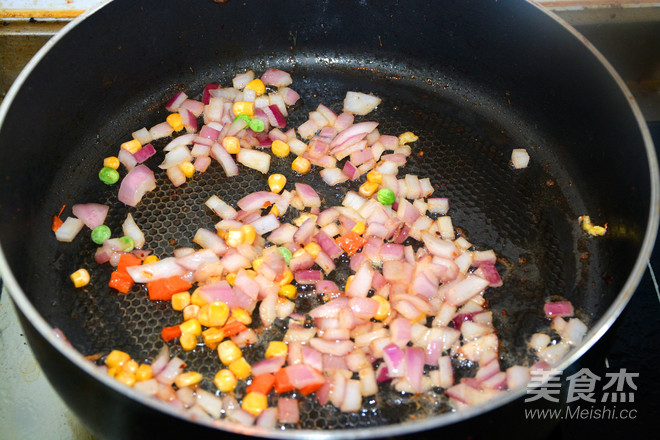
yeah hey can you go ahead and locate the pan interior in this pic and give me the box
[18,55,613,428]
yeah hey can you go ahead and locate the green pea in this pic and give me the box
[248,118,265,133]
[91,225,111,245]
[377,188,396,206]
[278,246,292,265]
[120,236,135,252]
[99,166,120,185]
[234,114,252,124]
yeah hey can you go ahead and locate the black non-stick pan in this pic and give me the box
[0,0,657,439]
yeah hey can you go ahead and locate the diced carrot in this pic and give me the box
[299,381,324,396]
[222,320,248,337]
[117,253,142,273]
[146,276,192,301]
[160,325,182,342]
[336,231,367,256]
[246,373,275,395]
[273,368,295,394]
[51,215,64,232]
[51,205,66,232]
[109,270,134,294]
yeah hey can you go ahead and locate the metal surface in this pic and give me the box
[539,0,660,24]
[0,286,96,439]
[0,21,61,102]
[0,0,657,438]
[0,0,102,18]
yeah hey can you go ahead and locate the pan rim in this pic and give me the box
[0,0,657,437]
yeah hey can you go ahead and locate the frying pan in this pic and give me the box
[0,0,657,438]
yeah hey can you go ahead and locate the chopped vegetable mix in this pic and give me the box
[53,68,590,429]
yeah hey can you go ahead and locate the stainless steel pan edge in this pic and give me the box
[0,0,657,438]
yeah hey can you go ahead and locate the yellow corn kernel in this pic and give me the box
[179,318,202,337]
[398,131,419,145]
[271,140,290,158]
[242,391,268,417]
[291,156,311,174]
[70,268,90,288]
[103,156,120,170]
[366,170,382,184]
[241,224,256,245]
[183,304,200,322]
[293,213,317,227]
[120,139,142,154]
[136,364,153,381]
[245,78,266,95]
[232,101,254,117]
[174,371,204,388]
[265,341,288,359]
[166,112,184,131]
[190,289,208,307]
[202,327,225,350]
[304,242,321,258]
[372,295,391,321]
[105,350,131,368]
[278,270,293,286]
[217,229,228,239]
[228,357,251,380]
[230,307,252,325]
[143,254,159,265]
[222,136,241,154]
[218,340,243,365]
[351,221,366,235]
[198,301,230,328]
[115,371,136,387]
[179,332,199,351]
[251,257,264,272]
[225,273,236,286]
[278,284,297,299]
[269,204,280,217]
[107,367,118,378]
[359,181,379,198]
[171,292,191,311]
[225,229,245,248]
[244,269,257,278]
[267,173,287,193]
[345,275,355,292]
[214,369,237,393]
[121,360,139,375]
[178,161,195,178]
